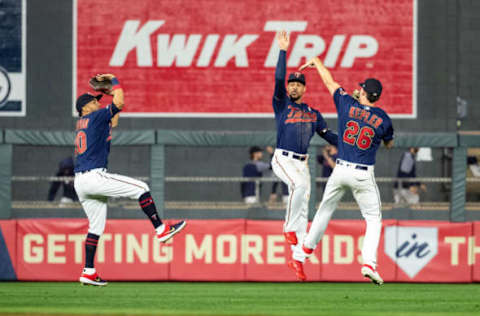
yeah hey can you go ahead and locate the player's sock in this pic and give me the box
[139,192,163,229]
[85,233,99,269]
[83,267,95,275]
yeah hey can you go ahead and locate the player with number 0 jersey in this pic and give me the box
[74,74,186,286]
[298,57,394,285]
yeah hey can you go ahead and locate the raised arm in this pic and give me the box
[110,78,122,127]
[300,57,340,96]
[273,31,289,106]
[96,74,124,128]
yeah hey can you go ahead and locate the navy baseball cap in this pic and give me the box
[76,93,102,115]
[287,72,306,85]
[359,78,382,97]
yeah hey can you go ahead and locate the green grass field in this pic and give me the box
[0,282,479,316]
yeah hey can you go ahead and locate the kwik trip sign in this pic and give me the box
[74,0,416,117]
[2,219,480,282]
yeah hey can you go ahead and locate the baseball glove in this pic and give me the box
[89,77,112,94]
[352,89,360,101]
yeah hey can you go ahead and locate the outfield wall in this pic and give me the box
[1,219,480,282]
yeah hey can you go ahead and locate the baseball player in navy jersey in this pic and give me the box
[299,57,394,285]
[271,31,338,281]
[74,74,186,286]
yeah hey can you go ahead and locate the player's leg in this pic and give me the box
[271,151,310,246]
[289,160,310,262]
[303,166,345,251]
[78,196,108,286]
[271,152,311,281]
[350,170,383,285]
[92,170,185,242]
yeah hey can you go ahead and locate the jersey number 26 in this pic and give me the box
[343,121,374,150]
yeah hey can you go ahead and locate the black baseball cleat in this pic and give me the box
[157,220,187,242]
[79,272,108,286]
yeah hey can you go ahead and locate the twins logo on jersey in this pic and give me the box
[285,105,317,124]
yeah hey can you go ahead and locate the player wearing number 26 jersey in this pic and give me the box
[335,86,393,165]
[298,57,394,285]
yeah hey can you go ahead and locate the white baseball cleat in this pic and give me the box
[361,264,384,285]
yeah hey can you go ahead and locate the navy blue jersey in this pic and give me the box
[334,88,393,165]
[273,51,337,154]
[74,104,121,172]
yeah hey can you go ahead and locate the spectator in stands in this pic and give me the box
[47,156,78,205]
[317,145,338,191]
[468,156,480,177]
[393,147,427,205]
[241,146,271,204]
[467,155,480,201]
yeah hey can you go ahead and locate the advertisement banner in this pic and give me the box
[0,0,26,116]
[169,219,245,281]
[321,220,397,282]
[245,220,320,281]
[384,221,473,282]
[16,219,88,281]
[16,219,172,281]
[74,0,416,117]
[0,220,17,280]
[473,222,480,282]
[10,219,480,282]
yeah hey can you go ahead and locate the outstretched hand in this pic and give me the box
[95,73,115,81]
[299,57,320,71]
[277,31,290,51]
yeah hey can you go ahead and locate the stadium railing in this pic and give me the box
[1,129,479,222]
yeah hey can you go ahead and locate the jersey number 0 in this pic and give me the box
[75,131,87,155]
[343,121,374,150]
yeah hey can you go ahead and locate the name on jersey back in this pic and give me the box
[76,118,90,130]
[348,106,383,129]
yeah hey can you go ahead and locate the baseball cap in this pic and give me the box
[359,78,382,97]
[76,93,102,115]
[249,146,263,155]
[287,72,306,85]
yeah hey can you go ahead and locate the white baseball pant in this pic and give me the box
[271,149,310,262]
[304,160,382,268]
[74,168,149,236]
